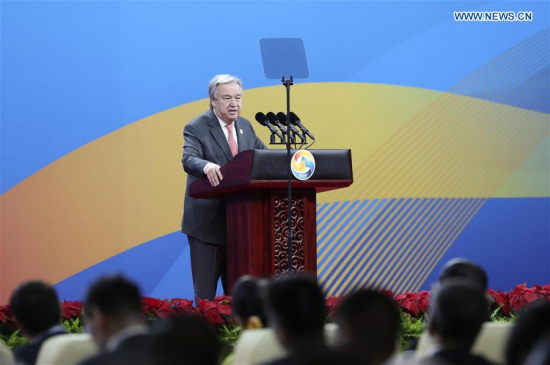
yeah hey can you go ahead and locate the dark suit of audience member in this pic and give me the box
[506,301,550,365]
[150,315,221,365]
[524,331,550,365]
[78,275,152,365]
[78,333,150,365]
[181,74,266,301]
[425,280,494,365]
[263,276,359,365]
[336,289,400,365]
[9,281,67,365]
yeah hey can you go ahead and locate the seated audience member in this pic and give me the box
[9,281,66,365]
[150,315,221,365]
[263,275,354,365]
[336,289,400,365]
[78,275,151,365]
[506,301,550,365]
[438,258,489,292]
[423,280,493,365]
[232,276,268,330]
[406,258,490,353]
[222,276,268,365]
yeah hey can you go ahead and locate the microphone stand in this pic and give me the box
[282,75,294,277]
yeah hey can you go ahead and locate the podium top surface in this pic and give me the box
[189,149,353,199]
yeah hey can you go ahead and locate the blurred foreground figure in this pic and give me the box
[78,275,151,365]
[336,289,400,365]
[263,275,358,365]
[150,315,221,365]
[9,281,66,365]
[506,301,550,365]
[423,280,493,365]
[231,275,268,330]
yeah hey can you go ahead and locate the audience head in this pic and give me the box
[336,289,400,365]
[506,301,550,365]
[9,280,61,338]
[231,275,267,329]
[84,275,143,349]
[438,258,488,292]
[151,315,221,365]
[265,275,326,348]
[428,280,489,350]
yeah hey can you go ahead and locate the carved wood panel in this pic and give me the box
[273,194,306,277]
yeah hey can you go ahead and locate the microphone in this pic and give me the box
[255,112,284,140]
[266,112,296,143]
[276,112,306,141]
[289,112,315,141]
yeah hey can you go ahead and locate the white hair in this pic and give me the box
[208,74,243,110]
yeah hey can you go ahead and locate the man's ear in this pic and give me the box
[246,315,262,329]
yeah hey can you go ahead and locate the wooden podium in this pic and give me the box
[189,149,353,293]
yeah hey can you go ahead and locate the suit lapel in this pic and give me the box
[208,111,233,161]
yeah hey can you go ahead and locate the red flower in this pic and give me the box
[381,290,394,298]
[534,284,550,297]
[170,298,195,315]
[195,299,225,325]
[417,291,430,313]
[142,298,176,318]
[211,296,232,318]
[0,305,12,324]
[394,292,429,317]
[325,296,344,320]
[61,301,83,319]
[213,295,232,305]
[488,289,511,316]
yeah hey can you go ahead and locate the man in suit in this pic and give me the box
[9,281,67,365]
[336,289,400,365]
[150,315,221,365]
[422,280,494,365]
[78,275,151,365]
[263,276,352,365]
[181,74,267,301]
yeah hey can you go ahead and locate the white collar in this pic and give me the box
[213,110,236,129]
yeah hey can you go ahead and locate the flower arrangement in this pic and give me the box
[1,284,548,350]
[489,284,550,317]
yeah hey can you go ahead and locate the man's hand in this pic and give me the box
[203,163,223,187]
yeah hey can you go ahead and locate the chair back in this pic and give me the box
[36,333,99,365]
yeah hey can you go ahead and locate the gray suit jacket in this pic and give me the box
[181,109,267,245]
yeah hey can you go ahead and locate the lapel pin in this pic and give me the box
[240,129,243,134]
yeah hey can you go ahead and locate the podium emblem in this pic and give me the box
[291,150,316,180]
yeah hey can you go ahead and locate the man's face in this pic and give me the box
[211,82,242,124]
[86,308,110,350]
